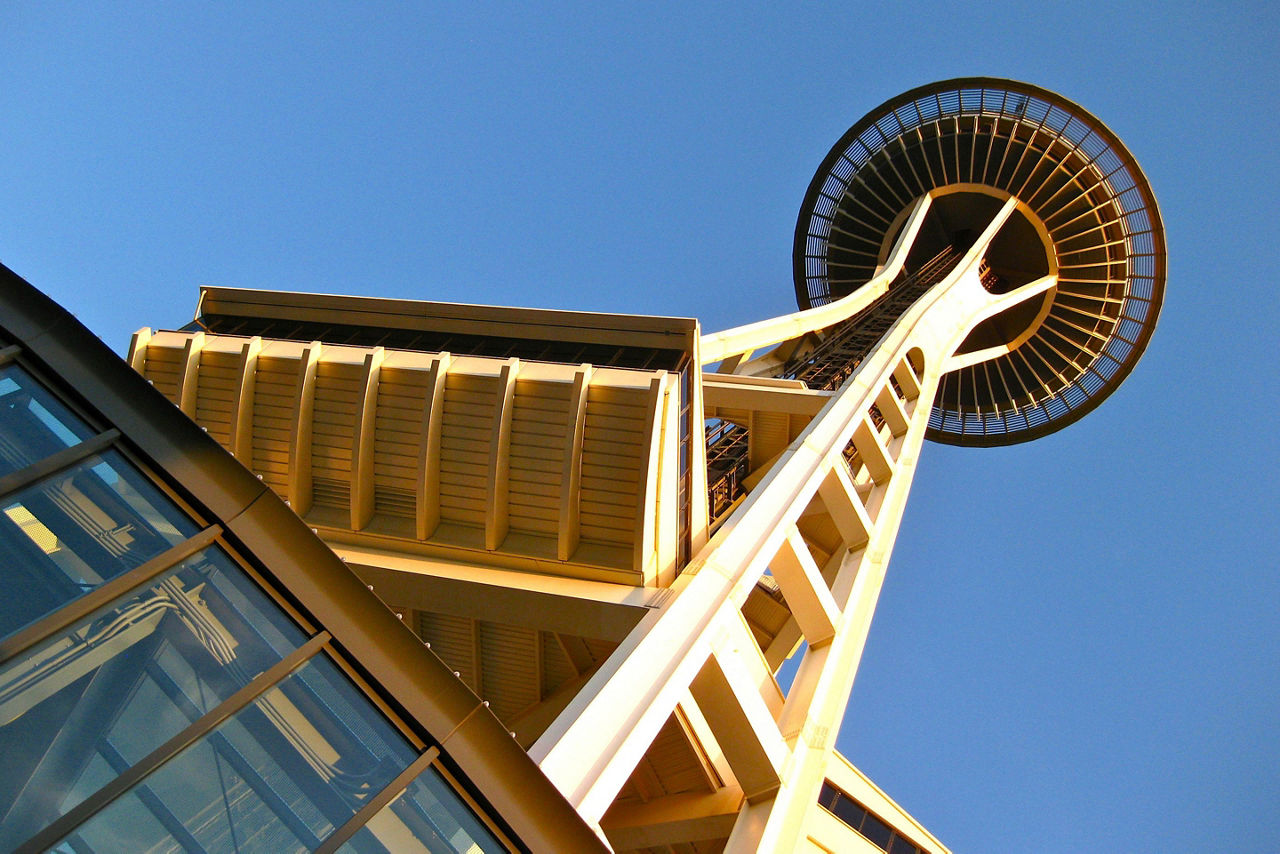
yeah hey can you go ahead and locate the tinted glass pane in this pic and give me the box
[61,655,416,853]
[0,449,196,639]
[890,835,921,854]
[831,793,867,831]
[341,764,505,854]
[860,811,894,849]
[0,547,305,850]
[0,364,94,476]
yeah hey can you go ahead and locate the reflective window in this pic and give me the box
[861,812,894,848]
[0,449,196,639]
[0,547,306,849]
[891,835,923,854]
[0,364,94,476]
[59,655,418,853]
[831,794,868,832]
[819,781,924,854]
[342,764,505,853]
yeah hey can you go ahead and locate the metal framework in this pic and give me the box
[531,79,1164,851]
[794,78,1166,445]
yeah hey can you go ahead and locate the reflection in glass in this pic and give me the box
[58,655,417,854]
[342,764,506,853]
[0,364,94,477]
[0,449,196,639]
[0,547,305,850]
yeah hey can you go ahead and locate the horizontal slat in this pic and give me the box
[444,376,498,396]
[510,414,568,435]
[581,456,641,474]
[586,387,649,407]
[514,381,573,401]
[144,346,183,363]
[509,432,563,452]
[442,413,494,433]
[440,437,490,458]
[510,461,563,482]
[578,487,637,508]
[507,477,561,497]
[581,509,636,530]
[507,515,559,535]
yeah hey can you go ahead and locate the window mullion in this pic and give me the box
[0,428,120,499]
[314,746,442,854]
[15,631,331,854]
[0,524,222,666]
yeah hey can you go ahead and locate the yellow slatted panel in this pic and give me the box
[508,380,568,536]
[194,350,238,447]
[479,622,540,721]
[310,360,361,511]
[142,344,184,401]
[578,385,648,547]
[508,454,561,475]
[579,485,638,507]
[251,355,299,496]
[439,373,496,526]
[415,612,477,692]
[645,714,718,796]
[742,583,792,652]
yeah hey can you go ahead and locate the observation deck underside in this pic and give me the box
[794,77,1165,445]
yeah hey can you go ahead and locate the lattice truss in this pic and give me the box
[535,195,1062,852]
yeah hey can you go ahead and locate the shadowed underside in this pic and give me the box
[794,77,1166,445]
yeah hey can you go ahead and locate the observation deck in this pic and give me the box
[794,78,1166,445]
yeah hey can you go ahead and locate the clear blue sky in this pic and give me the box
[2,4,1276,852]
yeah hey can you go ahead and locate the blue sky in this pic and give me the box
[2,4,1276,851]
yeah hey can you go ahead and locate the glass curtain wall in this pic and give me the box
[0,356,507,853]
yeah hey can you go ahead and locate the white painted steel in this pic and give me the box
[536,194,1052,851]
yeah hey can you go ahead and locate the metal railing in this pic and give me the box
[705,420,750,526]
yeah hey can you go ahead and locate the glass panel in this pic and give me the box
[341,764,505,854]
[0,364,94,476]
[831,792,867,832]
[60,655,417,854]
[0,449,196,639]
[0,547,305,850]
[890,834,921,854]
[860,811,894,849]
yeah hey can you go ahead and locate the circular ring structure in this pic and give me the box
[794,78,1166,446]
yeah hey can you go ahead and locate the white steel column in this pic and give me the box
[534,194,1055,848]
